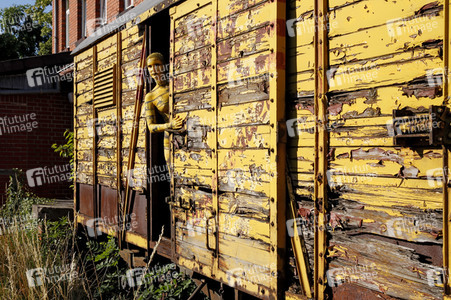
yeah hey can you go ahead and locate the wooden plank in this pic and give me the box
[217,25,271,62]
[329,0,443,37]
[218,77,269,106]
[174,149,213,169]
[219,192,270,221]
[218,125,271,149]
[328,234,442,299]
[217,1,271,40]
[217,53,270,83]
[173,67,211,92]
[174,87,212,112]
[218,100,271,127]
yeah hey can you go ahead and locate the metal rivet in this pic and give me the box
[270,197,274,202]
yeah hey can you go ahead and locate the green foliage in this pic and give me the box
[0,33,20,60]
[52,130,74,161]
[81,236,204,300]
[28,0,52,56]
[85,236,129,299]
[0,169,52,219]
[52,130,74,188]
[0,0,52,60]
[136,264,198,300]
[41,216,74,252]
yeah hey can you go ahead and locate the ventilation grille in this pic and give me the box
[93,65,116,109]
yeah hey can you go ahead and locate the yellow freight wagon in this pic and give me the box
[72,0,451,299]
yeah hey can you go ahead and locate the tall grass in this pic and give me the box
[0,174,201,300]
[0,217,87,299]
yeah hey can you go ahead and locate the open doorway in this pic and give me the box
[145,10,171,240]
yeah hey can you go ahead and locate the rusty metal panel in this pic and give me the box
[79,183,94,217]
[99,186,118,225]
[128,193,148,236]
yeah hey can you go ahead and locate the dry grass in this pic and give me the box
[0,217,88,300]
[0,217,168,300]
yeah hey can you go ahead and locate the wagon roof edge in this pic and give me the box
[71,0,179,56]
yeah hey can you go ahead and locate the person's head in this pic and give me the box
[146,53,167,86]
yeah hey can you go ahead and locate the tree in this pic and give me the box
[28,0,52,56]
[0,0,52,61]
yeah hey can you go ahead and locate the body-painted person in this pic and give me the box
[144,53,184,164]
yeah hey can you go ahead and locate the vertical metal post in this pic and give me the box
[145,24,153,257]
[268,0,287,298]
[314,0,329,298]
[169,10,176,261]
[116,33,123,248]
[73,54,78,227]
[443,0,450,297]
[92,45,98,229]
[211,0,220,273]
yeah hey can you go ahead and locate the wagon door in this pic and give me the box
[286,0,450,299]
[169,0,286,298]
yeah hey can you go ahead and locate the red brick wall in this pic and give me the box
[53,0,143,53]
[68,0,80,50]
[0,93,74,204]
[108,0,121,22]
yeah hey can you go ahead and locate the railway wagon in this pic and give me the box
[72,0,451,298]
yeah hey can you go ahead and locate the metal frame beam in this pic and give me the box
[313,0,329,298]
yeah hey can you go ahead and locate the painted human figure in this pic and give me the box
[144,53,183,164]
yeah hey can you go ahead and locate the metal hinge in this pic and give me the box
[388,106,451,146]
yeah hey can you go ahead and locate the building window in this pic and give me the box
[81,0,87,37]
[124,0,133,9]
[100,0,108,24]
[65,0,70,48]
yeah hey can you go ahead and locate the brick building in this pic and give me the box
[53,0,146,52]
[0,53,74,203]
[0,0,145,204]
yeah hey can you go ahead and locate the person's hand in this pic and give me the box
[170,115,184,130]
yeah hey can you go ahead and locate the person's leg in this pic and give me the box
[163,131,170,169]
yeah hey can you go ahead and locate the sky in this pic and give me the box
[0,0,36,10]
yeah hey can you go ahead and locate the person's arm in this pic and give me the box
[145,94,183,133]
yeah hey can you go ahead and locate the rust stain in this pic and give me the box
[342,107,381,119]
[328,103,343,116]
[401,76,442,99]
[415,1,441,15]
[351,148,404,164]
[337,152,350,159]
